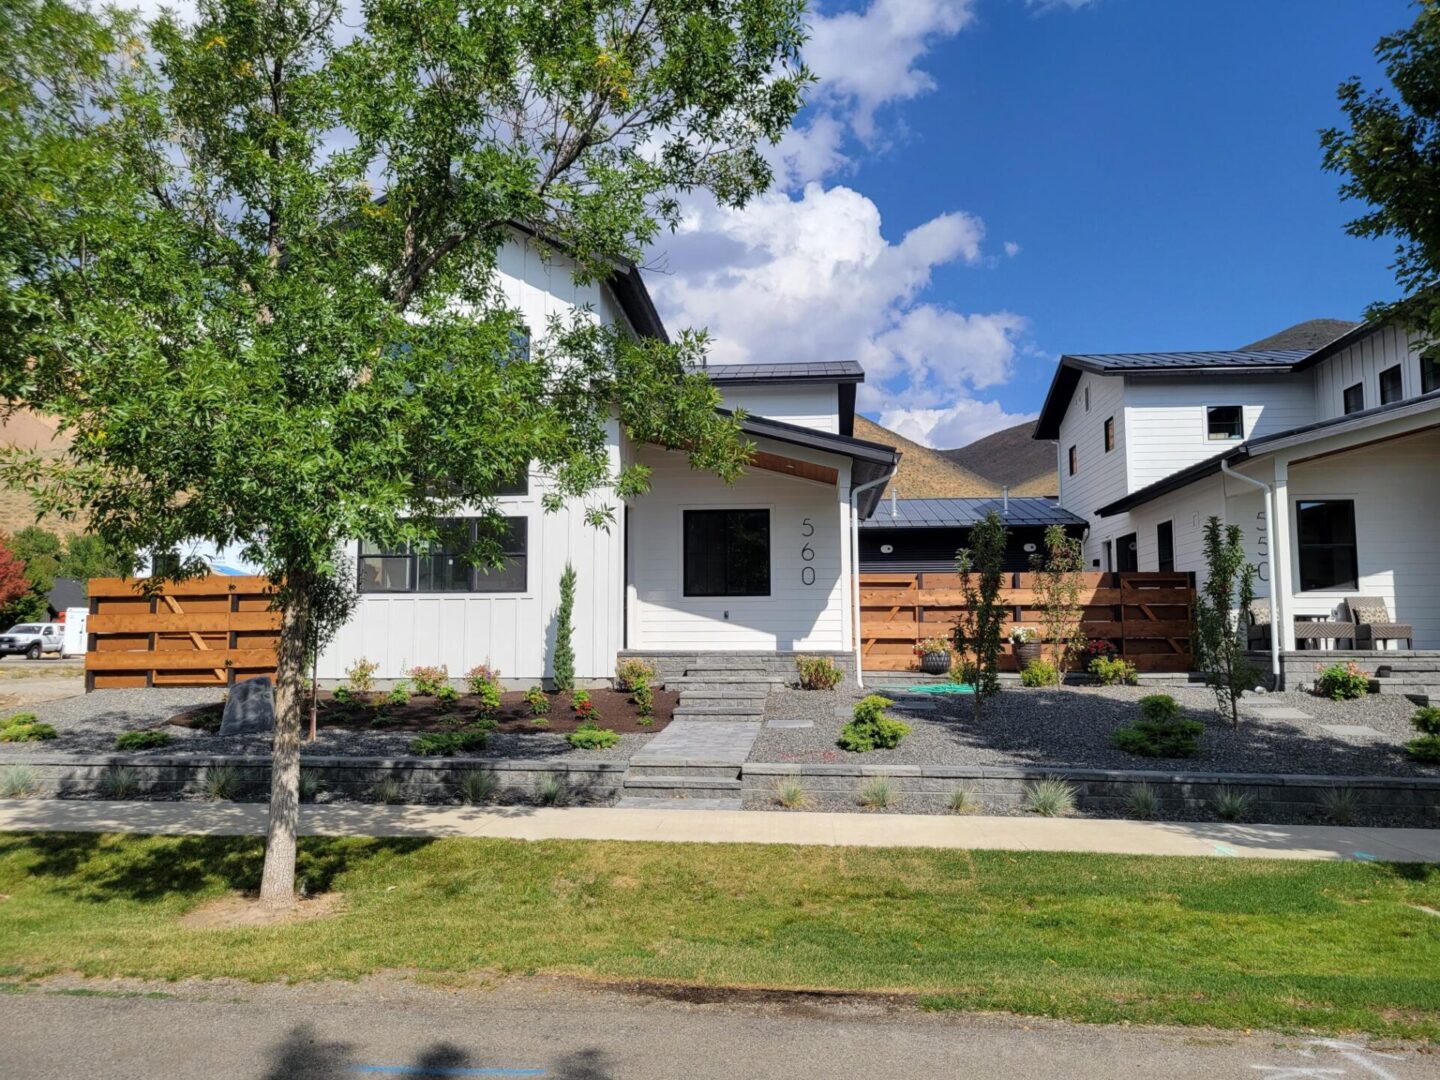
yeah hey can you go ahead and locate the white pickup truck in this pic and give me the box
[0,623,64,660]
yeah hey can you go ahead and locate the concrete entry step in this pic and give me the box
[631,720,762,765]
[626,762,741,779]
[614,797,743,811]
[676,688,771,701]
[673,700,766,715]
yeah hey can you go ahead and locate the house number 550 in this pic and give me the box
[800,518,816,585]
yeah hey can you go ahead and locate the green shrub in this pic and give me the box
[1316,662,1369,701]
[332,685,356,707]
[371,777,405,804]
[1024,777,1077,817]
[115,730,173,752]
[346,657,378,694]
[410,729,489,756]
[408,665,449,696]
[631,679,654,719]
[1319,787,1358,825]
[796,655,843,690]
[773,779,810,809]
[1406,734,1440,764]
[1019,658,1059,688]
[434,684,460,710]
[472,680,502,715]
[536,773,570,806]
[524,685,550,716]
[1138,694,1180,722]
[1111,716,1204,758]
[837,694,911,753]
[1126,782,1158,820]
[98,764,139,799]
[464,664,502,696]
[383,681,411,707]
[948,788,978,814]
[1411,706,1440,736]
[1089,656,1138,686]
[615,658,657,692]
[858,776,894,809]
[1212,786,1254,822]
[298,769,322,803]
[0,764,37,798]
[458,770,499,805]
[567,720,620,750]
[552,563,577,693]
[201,764,241,801]
[0,714,57,742]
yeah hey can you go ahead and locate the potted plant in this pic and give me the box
[914,636,952,675]
[1009,626,1041,666]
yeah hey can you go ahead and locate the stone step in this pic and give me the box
[672,677,786,691]
[674,701,766,717]
[1372,672,1440,682]
[676,688,771,701]
[620,776,744,800]
[614,797,743,811]
[672,714,765,724]
[626,762,741,779]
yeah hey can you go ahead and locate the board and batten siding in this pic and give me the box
[1311,324,1425,421]
[626,440,852,651]
[1123,375,1314,491]
[1056,372,1129,567]
[716,384,840,433]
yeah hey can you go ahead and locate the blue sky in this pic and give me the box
[647,0,1415,449]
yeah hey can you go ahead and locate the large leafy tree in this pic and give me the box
[1322,0,1440,335]
[0,0,807,909]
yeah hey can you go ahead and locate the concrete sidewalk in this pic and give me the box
[1,798,1438,861]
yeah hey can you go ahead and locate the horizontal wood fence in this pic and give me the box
[860,571,1195,673]
[86,577,280,690]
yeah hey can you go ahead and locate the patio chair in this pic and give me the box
[1246,598,1271,651]
[1345,596,1414,650]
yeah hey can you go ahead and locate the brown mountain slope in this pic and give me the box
[852,415,997,498]
[940,420,1056,496]
[1240,318,1359,352]
[0,410,84,537]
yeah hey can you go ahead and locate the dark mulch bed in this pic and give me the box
[169,686,676,736]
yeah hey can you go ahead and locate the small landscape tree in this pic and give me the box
[1030,524,1086,677]
[1193,517,1258,729]
[953,511,1009,720]
[0,537,29,617]
[552,562,577,695]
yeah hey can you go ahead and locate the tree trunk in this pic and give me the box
[259,582,311,911]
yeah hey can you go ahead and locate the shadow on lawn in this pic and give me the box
[260,1023,617,1080]
[0,830,431,902]
[915,686,1434,778]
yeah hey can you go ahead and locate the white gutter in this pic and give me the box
[1219,458,1280,687]
[851,466,899,690]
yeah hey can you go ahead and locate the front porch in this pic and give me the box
[1270,649,1440,701]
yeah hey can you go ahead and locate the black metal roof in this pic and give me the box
[1094,387,1440,517]
[1062,349,1309,372]
[699,361,865,385]
[860,497,1086,530]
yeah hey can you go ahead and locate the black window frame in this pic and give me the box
[1423,352,1440,395]
[1068,445,1077,476]
[1379,364,1404,406]
[1103,416,1115,453]
[1343,382,1365,415]
[682,508,771,598]
[357,517,528,595]
[1115,531,1138,573]
[1295,499,1359,593]
[1205,405,1243,441]
[1156,520,1175,573]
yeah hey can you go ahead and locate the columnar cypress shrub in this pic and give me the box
[552,563,577,694]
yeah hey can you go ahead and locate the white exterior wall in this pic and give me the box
[626,440,851,651]
[717,384,840,433]
[318,234,628,682]
[1123,375,1314,489]
[1056,372,1128,567]
[1312,325,1424,420]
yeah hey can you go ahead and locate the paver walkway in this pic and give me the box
[630,720,761,763]
[3,799,1439,862]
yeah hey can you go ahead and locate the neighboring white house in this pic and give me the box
[279,233,900,683]
[1036,319,1440,668]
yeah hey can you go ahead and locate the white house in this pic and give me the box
[1036,318,1440,683]
[302,232,901,684]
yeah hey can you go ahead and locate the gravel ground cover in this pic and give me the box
[754,684,1439,778]
[5,689,651,762]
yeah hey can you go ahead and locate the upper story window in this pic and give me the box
[1343,382,1365,415]
[1205,405,1243,441]
[683,509,770,597]
[1103,417,1115,453]
[1379,364,1403,405]
[358,517,528,594]
[1084,386,1091,412]
[1422,352,1439,395]
[1068,445,1078,476]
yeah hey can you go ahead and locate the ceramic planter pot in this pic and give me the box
[919,651,951,675]
[1014,642,1042,667]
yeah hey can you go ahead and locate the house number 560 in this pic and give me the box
[800,518,816,585]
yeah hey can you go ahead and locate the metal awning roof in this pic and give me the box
[860,497,1086,529]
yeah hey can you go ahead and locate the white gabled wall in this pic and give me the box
[717,384,840,433]
[1311,324,1424,420]
[1123,375,1314,489]
[627,440,851,651]
[1056,371,1128,567]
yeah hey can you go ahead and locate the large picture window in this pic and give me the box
[683,509,770,597]
[1296,500,1358,593]
[359,517,527,594]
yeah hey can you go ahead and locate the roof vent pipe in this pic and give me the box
[890,486,897,518]
[1003,485,1009,515]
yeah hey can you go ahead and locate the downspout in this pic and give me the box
[1219,458,1280,688]
[851,466,899,690]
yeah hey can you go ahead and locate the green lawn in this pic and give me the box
[1,832,1437,1039]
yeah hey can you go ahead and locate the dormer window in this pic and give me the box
[1343,383,1365,415]
[1206,405,1243,441]
[1379,364,1403,405]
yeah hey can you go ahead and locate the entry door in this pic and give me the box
[1116,532,1138,573]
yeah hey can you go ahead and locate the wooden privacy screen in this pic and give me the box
[859,571,1194,673]
[86,577,281,690]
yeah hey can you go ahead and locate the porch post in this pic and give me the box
[1272,457,1296,655]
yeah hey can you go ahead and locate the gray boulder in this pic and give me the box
[220,676,275,736]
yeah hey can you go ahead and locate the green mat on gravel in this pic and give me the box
[872,683,974,694]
